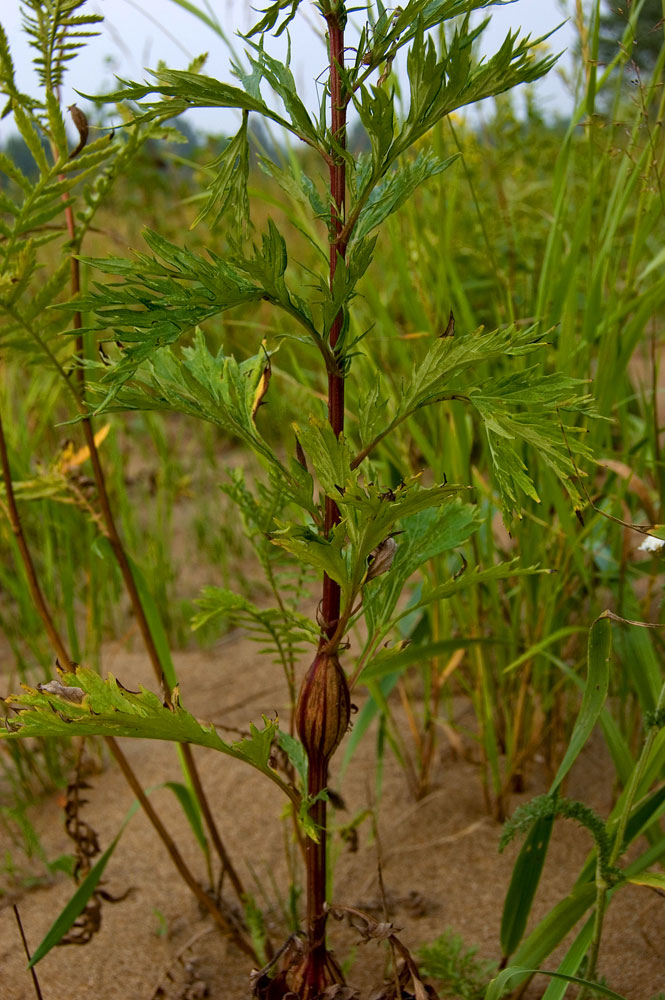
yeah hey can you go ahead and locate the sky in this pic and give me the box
[0,0,579,144]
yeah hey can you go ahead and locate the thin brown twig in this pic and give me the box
[13,904,44,1000]
[0,410,71,667]
[59,122,248,907]
[0,405,254,958]
[371,808,401,1000]
[107,737,255,956]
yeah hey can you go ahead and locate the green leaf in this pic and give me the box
[342,479,467,561]
[242,36,319,144]
[21,0,102,92]
[500,816,554,959]
[485,967,627,1000]
[29,799,139,966]
[0,151,32,193]
[191,585,317,651]
[276,730,308,788]
[354,324,591,525]
[387,15,557,165]
[246,0,302,37]
[352,150,459,242]
[191,111,250,233]
[45,89,67,157]
[363,502,482,634]
[13,104,48,174]
[71,235,268,392]
[86,67,319,148]
[3,667,292,799]
[294,417,353,501]
[318,236,377,341]
[270,521,351,596]
[298,787,329,843]
[88,331,281,468]
[471,372,593,518]
[164,781,209,855]
[550,615,612,794]
[627,870,665,890]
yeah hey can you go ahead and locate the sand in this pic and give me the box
[1,633,663,1000]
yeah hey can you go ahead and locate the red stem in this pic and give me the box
[304,8,348,987]
[321,13,347,642]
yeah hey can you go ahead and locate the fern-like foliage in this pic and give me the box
[192,587,317,657]
[21,0,102,93]
[418,929,497,1000]
[0,3,188,391]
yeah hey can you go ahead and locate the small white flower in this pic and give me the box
[638,535,665,554]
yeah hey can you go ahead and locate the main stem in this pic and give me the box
[304,9,347,990]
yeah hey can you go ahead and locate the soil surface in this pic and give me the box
[1,632,663,1000]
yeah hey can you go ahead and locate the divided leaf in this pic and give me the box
[3,667,293,799]
[355,325,593,522]
[191,586,318,654]
[191,110,251,233]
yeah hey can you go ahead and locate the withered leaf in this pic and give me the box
[38,680,85,703]
[68,104,89,159]
[366,536,397,581]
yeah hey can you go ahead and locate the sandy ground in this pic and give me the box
[1,633,664,1000]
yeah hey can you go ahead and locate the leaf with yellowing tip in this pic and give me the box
[251,359,271,422]
[58,424,111,472]
[626,871,665,890]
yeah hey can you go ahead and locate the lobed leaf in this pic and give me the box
[191,111,251,233]
[2,667,293,799]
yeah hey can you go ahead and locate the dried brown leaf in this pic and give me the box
[37,680,85,703]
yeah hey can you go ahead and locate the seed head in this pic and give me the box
[295,650,350,762]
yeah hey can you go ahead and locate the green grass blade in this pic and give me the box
[28,801,140,966]
[485,967,626,1000]
[541,915,594,1000]
[339,674,399,779]
[164,781,209,855]
[512,883,596,971]
[502,628,586,675]
[500,815,554,959]
[550,616,611,794]
[361,637,490,682]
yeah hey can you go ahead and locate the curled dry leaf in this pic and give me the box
[67,103,89,159]
[37,680,86,703]
[366,536,397,581]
